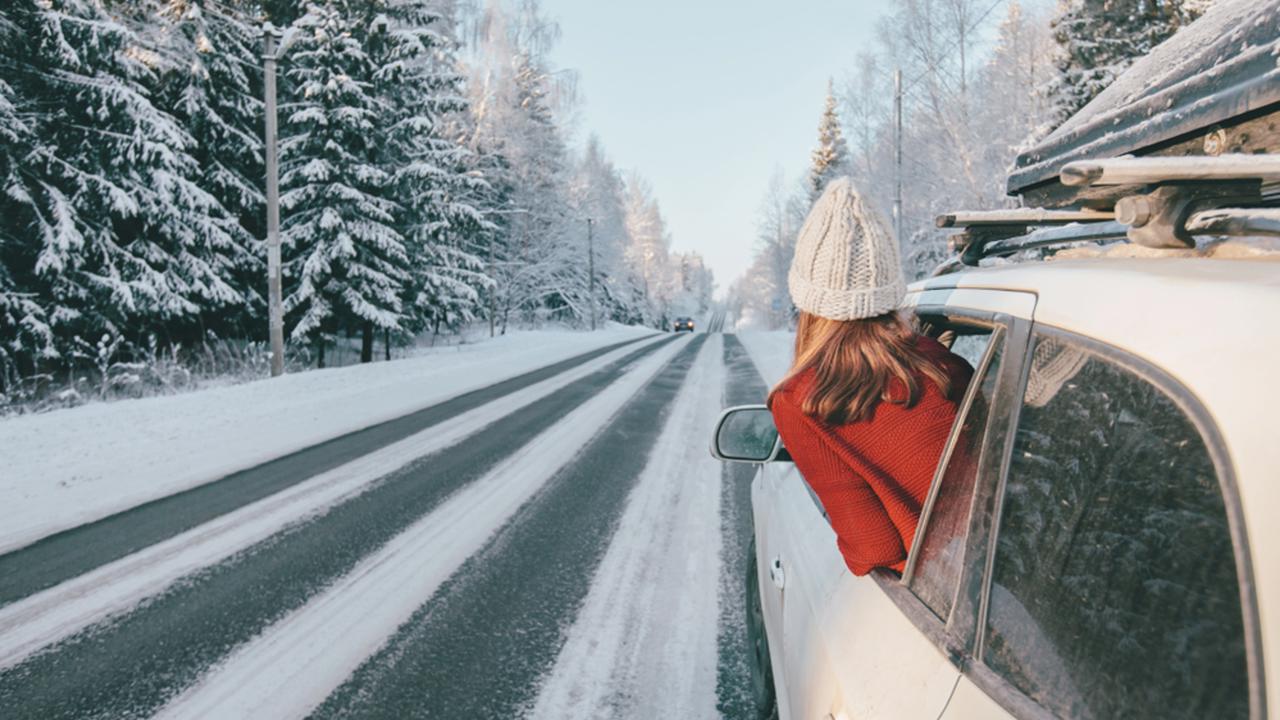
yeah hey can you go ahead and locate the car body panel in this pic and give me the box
[941,672,1018,719]
[752,467,792,719]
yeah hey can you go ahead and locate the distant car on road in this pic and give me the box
[673,317,695,332]
[713,4,1280,719]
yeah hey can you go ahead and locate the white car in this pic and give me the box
[711,4,1280,716]
[714,257,1279,720]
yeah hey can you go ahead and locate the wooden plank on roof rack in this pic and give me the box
[935,209,1113,228]
[1061,154,1280,187]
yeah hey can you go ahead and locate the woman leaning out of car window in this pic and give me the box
[768,178,973,577]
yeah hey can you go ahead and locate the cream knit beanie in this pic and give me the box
[788,177,905,321]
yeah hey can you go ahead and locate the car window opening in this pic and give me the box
[905,316,1003,622]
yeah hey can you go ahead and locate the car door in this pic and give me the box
[752,460,798,718]
[776,460,844,720]
[775,288,1035,720]
[941,327,1260,720]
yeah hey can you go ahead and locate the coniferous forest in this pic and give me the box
[0,0,712,408]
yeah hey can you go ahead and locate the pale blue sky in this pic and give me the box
[540,0,895,293]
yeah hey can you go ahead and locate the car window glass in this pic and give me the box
[908,327,1002,621]
[947,333,991,368]
[983,334,1247,719]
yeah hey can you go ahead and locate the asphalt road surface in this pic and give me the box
[0,314,774,719]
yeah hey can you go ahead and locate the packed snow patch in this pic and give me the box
[529,335,724,719]
[0,324,655,554]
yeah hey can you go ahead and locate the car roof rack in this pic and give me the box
[938,219,1129,270]
[935,209,1114,228]
[935,208,1280,274]
[936,153,1280,272]
[1060,155,1280,188]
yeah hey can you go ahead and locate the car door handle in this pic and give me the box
[769,556,786,590]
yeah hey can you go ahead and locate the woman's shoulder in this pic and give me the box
[912,334,976,389]
[771,367,813,406]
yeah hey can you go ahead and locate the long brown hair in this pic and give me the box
[770,311,952,425]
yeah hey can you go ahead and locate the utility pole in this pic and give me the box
[263,23,285,377]
[893,68,904,252]
[586,217,596,331]
[487,241,496,338]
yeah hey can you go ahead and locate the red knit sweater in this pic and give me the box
[769,336,973,576]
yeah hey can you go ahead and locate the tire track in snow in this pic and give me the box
[0,337,678,720]
[716,334,771,718]
[527,333,725,719]
[0,335,670,673]
[152,334,694,720]
[309,336,708,720]
[0,335,654,609]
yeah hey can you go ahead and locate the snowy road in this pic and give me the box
[0,315,779,719]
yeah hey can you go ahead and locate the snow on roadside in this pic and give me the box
[0,324,655,554]
[734,330,794,387]
[528,335,724,720]
[152,336,693,720]
[0,336,669,672]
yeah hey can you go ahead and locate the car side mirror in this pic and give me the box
[710,405,787,463]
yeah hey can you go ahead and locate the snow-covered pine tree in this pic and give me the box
[369,0,491,347]
[6,0,246,358]
[0,7,55,388]
[280,0,408,364]
[152,0,265,333]
[1043,0,1186,131]
[809,79,852,203]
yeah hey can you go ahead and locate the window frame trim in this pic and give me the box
[859,304,1030,672]
[902,318,1005,593]
[969,322,1267,720]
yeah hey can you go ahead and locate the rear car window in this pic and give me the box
[982,334,1248,719]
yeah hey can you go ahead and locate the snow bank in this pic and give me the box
[0,324,656,554]
[734,331,794,388]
